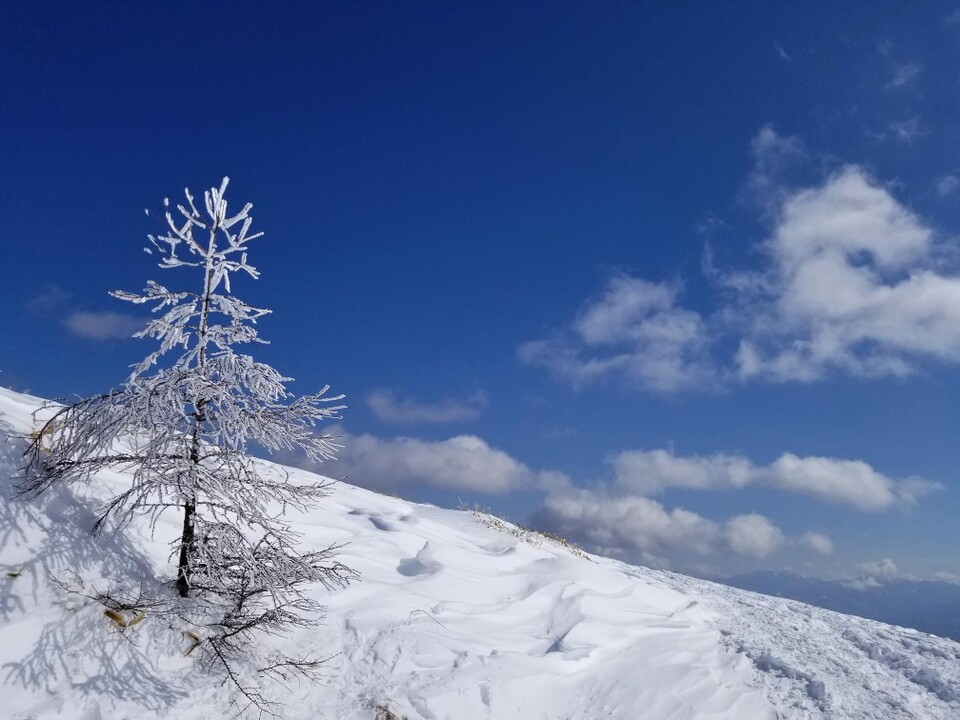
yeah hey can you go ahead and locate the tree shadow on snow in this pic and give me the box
[0,422,187,713]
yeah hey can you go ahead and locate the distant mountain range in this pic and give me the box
[724,570,960,642]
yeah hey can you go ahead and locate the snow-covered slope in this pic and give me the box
[726,570,960,643]
[1,386,958,720]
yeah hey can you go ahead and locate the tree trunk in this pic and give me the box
[176,228,217,599]
[176,500,196,597]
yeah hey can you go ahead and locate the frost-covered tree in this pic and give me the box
[20,178,354,714]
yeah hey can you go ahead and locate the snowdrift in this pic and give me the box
[0,386,958,719]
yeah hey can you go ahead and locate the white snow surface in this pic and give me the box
[0,386,958,720]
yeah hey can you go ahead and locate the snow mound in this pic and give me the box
[0,386,958,719]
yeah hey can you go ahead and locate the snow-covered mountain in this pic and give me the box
[726,570,960,643]
[1,386,958,720]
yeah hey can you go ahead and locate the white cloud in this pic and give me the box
[608,448,939,512]
[28,286,143,341]
[313,427,565,495]
[846,560,960,586]
[65,310,144,340]
[768,454,905,512]
[610,449,754,495]
[936,175,959,197]
[933,571,960,584]
[886,62,921,89]
[536,489,722,556]
[747,126,806,204]
[535,486,786,560]
[518,276,715,393]
[366,388,486,425]
[523,128,960,390]
[773,167,930,270]
[774,45,792,63]
[737,165,960,382]
[844,576,883,590]
[529,442,933,563]
[887,117,925,144]
[857,558,900,578]
[724,514,784,558]
[845,558,905,589]
[800,532,835,555]
[774,454,940,510]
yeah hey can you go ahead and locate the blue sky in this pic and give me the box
[4,2,960,580]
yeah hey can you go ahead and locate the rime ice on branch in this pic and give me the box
[21,177,354,715]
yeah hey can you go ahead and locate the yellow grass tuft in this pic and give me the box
[104,609,128,628]
[182,630,201,656]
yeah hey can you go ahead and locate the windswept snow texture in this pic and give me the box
[0,386,958,719]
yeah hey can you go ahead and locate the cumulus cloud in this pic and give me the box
[766,454,935,511]
[845,560,960,587]
[844,576,883,590]
[307,427,565,495]
[844,558,914,590]
[65,310,144,340]
[528,441,930,562]
[608,448,939,512]
[724,514,784,557]
[800,532,835,555]
[518,276,715,393]
[522,129,960,390]
[610,449,753,495]
[737,165,960,381]
[366,388,487,425]
[534,485,786,560]
[857,558,900,578]
[844,558,902,590]
[535,489,723,556]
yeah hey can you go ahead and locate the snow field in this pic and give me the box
[303,492,775,719]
